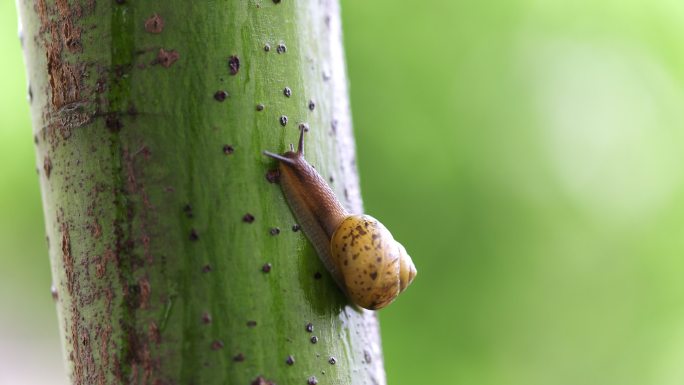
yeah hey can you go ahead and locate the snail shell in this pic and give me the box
[332,215,416,309]
[264,127,417,310]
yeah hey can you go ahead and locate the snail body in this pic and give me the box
[264,128,416,310]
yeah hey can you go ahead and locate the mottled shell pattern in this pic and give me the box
[331,215,417,310]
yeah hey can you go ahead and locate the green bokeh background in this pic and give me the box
[3,1,684,384]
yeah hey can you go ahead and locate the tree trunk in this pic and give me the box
[17,1,385,384]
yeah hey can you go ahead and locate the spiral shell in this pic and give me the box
[331,215,416,310]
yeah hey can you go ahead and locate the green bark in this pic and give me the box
[18,1,385,384]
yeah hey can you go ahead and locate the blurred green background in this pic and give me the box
[3,1,684,384]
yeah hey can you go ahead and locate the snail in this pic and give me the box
[263,127,417,310]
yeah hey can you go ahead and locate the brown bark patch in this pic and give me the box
[60,219,87,384]
[47,39,82,109]
[138,277,151,309]
[35,0,95,149]
[42,1,84,109]
[144,14,165,34]
[155,49,179,68]
[98,324,112,383]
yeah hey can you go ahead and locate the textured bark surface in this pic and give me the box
[17,1,385,384]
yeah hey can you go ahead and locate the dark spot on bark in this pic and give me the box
[214,90,228,101]
[276,43,287,54]
[28,85,33,103]
[264,44,271,52]
[183,204,193,218]
[364,350,372,363]
[328,356,337,365]
[251,376,275,385]
[211,340,224,350]
[222,144,234,155]
[156,48,179,68]
[189,229,199,241]
[308,100,315,111]
[286,355,295,365]
[331,119,338,133]
[292,224,301,232]
[43,156,52,178]
[370,272,378,280]
[256,103,265,111]
[310,336,318,344]
[144,13,164,34]
[308,376,318,385]
[105,113,122,132]
[329,176,334,183]
[202,264,212,273]
[228,55,240,75]
[280,115,288,126]
[262,263,272,273]
[51,285,58,301]
[298,123,310,132]
[283,87,292,97]
[247,320,257,328]
[114,64,127,79]
[127,104,138,116]
[305,322,313,333]
[270,227,280,236]
[202,312,212,324]
[125,283,141,309]
[266,169,280,183]
[243,213,255,223]
[233,353,245,362]
[313,271,322,279]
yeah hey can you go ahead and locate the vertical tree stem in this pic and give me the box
[17,0,385,384]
